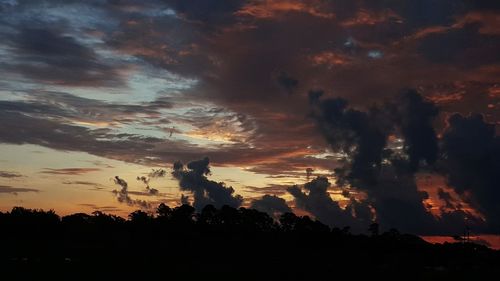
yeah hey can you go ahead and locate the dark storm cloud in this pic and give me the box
[288,176,371,231]
[308,89,439,182]
[0,109,109,147]
[393,90,439,170]
[8,0,496,177]
[417,23,500,68]
[156,0,500,124]
[0,91,172,135]
[306,91,490,234]
[2,0,499,112]
[276,71,299,95]
[0,100,328,174]
[0,109,163,164]
[172,157,243,210]
[0,185,38,195]
[309,90,391,184]
[0,89,324,175]
[0,90,211,166]
[437,188,456,210]
[180,193,190,205]
[148,0,408,174]
[250,194,291,218]
[39,91,172,114]
[3,28,124,86]
[13,28,91,58]
[466,0,500,10]
[0,91,172,127]
[441,113,500,232]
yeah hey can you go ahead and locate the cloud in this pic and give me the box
[172,157,243,210]
[78,203,122,212]
[441,113,500,232]
[244,184,290,196]
[340,8,402,27]
[165,0,246,25]
[0,107,205,166]
[309,90,391,184]
[112,176,151,209]
[235,0,335,20]
[180,194,190,205]
[0,171,23,178]
[136,170,163,196]
[41,168,101,175]
[310,51,350,67]
[0,91,172,126]
[148,169,166,178]
[250,194,291,218]
[457,11,500,35]
[437,187,452,204]
[393,90,439,170]
[276,71,298,95]
[417,23,500,68]
[0,0,497,183]
[0,90,317,176]
[3,28,125,86]
[0,0,499,236]
[62,181,104,190]
[0,185,38,195]
[113,176,128,189]
[308,91,489,234]
[288,176,371,231]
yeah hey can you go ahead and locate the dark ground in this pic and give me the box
[1,204,499,280]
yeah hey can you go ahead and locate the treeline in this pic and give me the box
[1,204,333,236]
[0,204,499,280]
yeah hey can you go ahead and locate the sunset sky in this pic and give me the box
[0,0,499,245]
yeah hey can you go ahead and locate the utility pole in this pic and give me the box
[463,217,470,243]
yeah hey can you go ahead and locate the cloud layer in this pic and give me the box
[0,0,499,234]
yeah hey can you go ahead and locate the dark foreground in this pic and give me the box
[1,205,499,280]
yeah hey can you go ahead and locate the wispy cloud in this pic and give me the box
[62,181,105,190]
[41,168,101,175]
[78,203,122,213]
[0,185,38,195]
[0,171,23,178]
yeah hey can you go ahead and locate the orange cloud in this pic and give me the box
[411,25,451,40]
[310,51,350,67]
[416,173,483,220]
[404,11,500,43]
[426,92,464,104]
[421,235,500,250]
[488,85,500,98]
[235,0,335,19]
[453,11,500,35]
[341,9,403,27]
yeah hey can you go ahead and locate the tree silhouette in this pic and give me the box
[369,222,380,236]
[0,205,498,279]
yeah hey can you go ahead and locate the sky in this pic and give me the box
[0,0,499,243]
